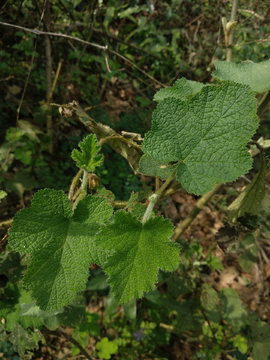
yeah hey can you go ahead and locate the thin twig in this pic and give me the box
[237,8,265,20]
[56,327,95,360]
[171,184,223,241]
[0,21,166,88]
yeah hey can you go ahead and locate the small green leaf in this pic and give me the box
[123,298,137,320]
[0,283,44,331]
[9,323,45,356]
[0,250,21,275]
[72,134,104,172]
[233,334,248,354]
[96,337,118,359]
[206,255,224,271]
[219,288,247,332]
[238,234,258,272]
[9,189,113,311]
[228,157,265,223]
[95,211,180,303]
[0,190,7,201]
[14,149,32,165]
[200,284,222,324]
[168,299,204,331]
[139,154,177,180]
[212,60,270,94]
[251,322,270,360]
[154,78,205,102]
[95,185,115,201]
[143,83,258,195]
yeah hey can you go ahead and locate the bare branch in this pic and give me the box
[0,21,166,88]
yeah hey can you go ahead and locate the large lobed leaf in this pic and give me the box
[143,83,259,195]
[95,211,180,303]
[8,189,113,311]
[212,60,270,94]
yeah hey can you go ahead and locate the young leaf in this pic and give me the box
[154,78,205,102]
[233,334,248,354]
[96,337,118,360]
[71,134,104,171]
[8,189,113,311]
[56,101,143,172]
[228,157,265,223]
[95,211,180,303]
[143,83,259,195]
[212,60,270,94]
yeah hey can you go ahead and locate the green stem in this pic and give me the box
[257,90,270,117]
[72,169,88,212]
[141,169,177,225]
[156,169,177,197]
[142,194,158,224]
[226,0,238,62]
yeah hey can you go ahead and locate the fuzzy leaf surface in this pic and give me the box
[8,189,113,311]
[95,211,180,303]
[228,158,265,222]
[71,134,103,171]
[212,60,270,93]
[143,83,258,195]
[154,78,205,102]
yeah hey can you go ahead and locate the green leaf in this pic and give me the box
[95,185,115,201]
[143,83,258,195]
[153,78,205,102]
[228,157,265,223]
[105,292,119,318]
[200,284,222,324]
[123,298,137,320]
[206,255,224,271]
[8,189,113,311]
[251,322,270,360]
[212,60,270,94]
[0,250,21,275]
[219,288,247,332]
[9,323,45,357]
[95,211,180,303]
[168,299,204,331]
[0,283,44,331]
[86,274,109,290]
[54,101,143,172]
[238,234,258,272]
[96,337,118,360]
[14,149,32,165]
[233,334,248,354]
[139,154,178,180]
[71,134,104,172]
[0,190,7,201]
